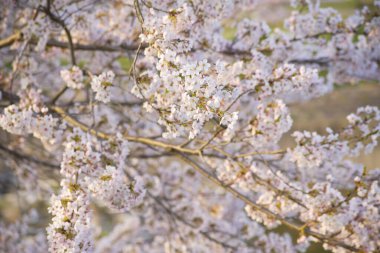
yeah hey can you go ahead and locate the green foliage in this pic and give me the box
[222,26,237,41]
[60,58,69,66]
[117,56,133,73]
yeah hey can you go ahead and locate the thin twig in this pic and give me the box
[0,144,59,169]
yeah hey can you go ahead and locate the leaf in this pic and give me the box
[318,33,332,42]
[78,60,87,68]
[60,58,69,66]
[117,56,133,73]
[223,26,237,41]
[318,69,328,78]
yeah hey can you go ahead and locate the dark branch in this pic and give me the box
[0,144,60,169]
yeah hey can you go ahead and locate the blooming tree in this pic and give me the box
[0,0,380,252]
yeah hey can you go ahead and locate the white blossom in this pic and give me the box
[91,71,115,103]
[60,66,85,89]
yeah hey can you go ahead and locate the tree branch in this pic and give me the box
[0,31,22,49]
[175,152,360,253]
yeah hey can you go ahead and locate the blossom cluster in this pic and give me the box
[87,165,145,212]
[135,4,326,139]
[90,70,115,103]
[47,129,145,252]
[0,103,62,145]
[60,66,85,89]
[214,106,380,252]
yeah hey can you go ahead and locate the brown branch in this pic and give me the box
[234,149,286,158]
[45,38,142,52]
[0,31,22,49]
[51,106,199,155]
[129,151,225,160]
[37,3,76,104]
[0,31,143,52]
[0,89,20,104]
